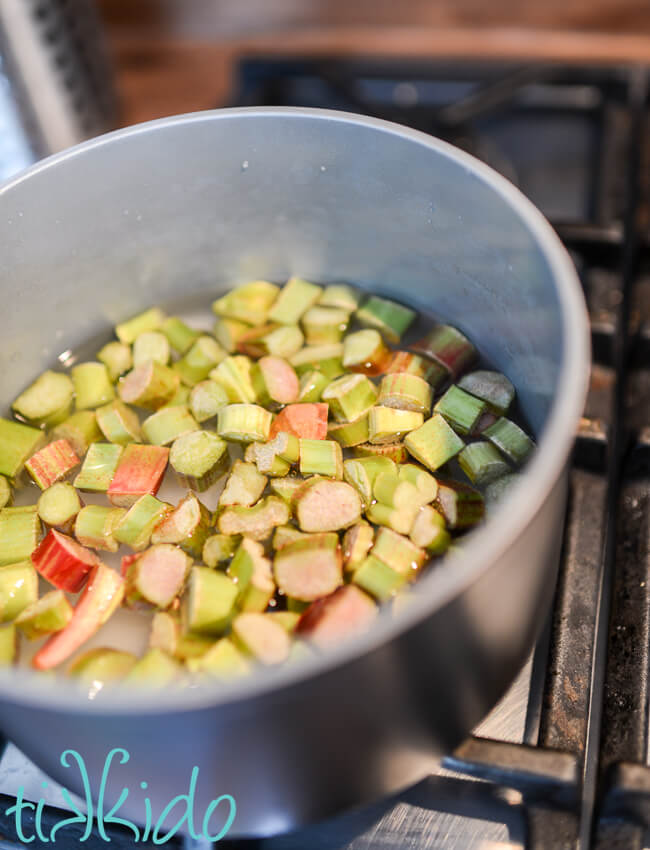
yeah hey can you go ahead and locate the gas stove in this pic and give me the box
[0,58,648,850]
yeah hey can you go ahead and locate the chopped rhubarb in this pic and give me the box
[31,529,99,593]
[273,533,343,602]
[297,585,377,648]
[294,480,362,532]
[25,440,80,491]
[125,544,192,609]
[269,403,329,440]
[108,444,169,507]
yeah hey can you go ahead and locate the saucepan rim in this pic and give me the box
[0,106,590,712]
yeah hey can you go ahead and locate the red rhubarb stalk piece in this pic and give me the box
[297,585,378,648]
[107,444,169,507]
[31,529,99,593]
[269,403,329,440]
[32,563,124,670]
[25,440,80,490]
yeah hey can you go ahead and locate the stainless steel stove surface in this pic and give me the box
[0,60,648,850]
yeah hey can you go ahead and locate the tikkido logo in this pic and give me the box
[4,748,236,844]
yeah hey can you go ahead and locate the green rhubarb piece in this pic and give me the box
[73,442,123,492]
[119,360,180,410]
[261,325,304,358]
[227,538,275,612]
[372,527,426,576]
[458,441,511,486]
[163,384,191,408]
[0,476,11,509]
[75,505,126,552]
[356,294,415,343]
[132,331,170,367]
[0,624,17,665]
[268,277,322,325]
[149,611,180,655]
[218,403,272,443]
[188,638,251,678]
[377,373,433,414]
[365,501,418,536]
[318,283,360,312]
[123,648,180,687]
[289,344,345,379]
[298,370,330,403]
[113,494,170,551]
[398,464,438,504]
[231,613,291,665]
[209,355,258,403]
[12,371,74,427]
[174,336,226,387]
[218,496,289,541]
[115,307,165,344]
[368,407,424,444]
[269,611,301,632]
[183,566,239,636]
[245,432,299,476]
[352,554,407,601]
[269,477,305,504]
[161,317,201,355]
[96,399,141,445]
[72,362,115,410]
[0,561,38,622]
[151,493,211,559]
[387,351,448,387]
[0,507,41,566]
[141,405,199,446]
[404,414,465,471]
[213,317,250,352]
[15,590,73,639]
[219,460,267,507]
[202,534,239,567]
[51,411,102,458]
[484,417,535,465]
[37,482,81,529]
[434,385,486,435]
[286,597,310,614]
[272,525,311,550]
[212,281,280,326]
[169,430,229,492]
[373,472,421,511]
[0,418,44,478]
[435,479,484,530]
[409,505,450,554]
[69,648,137,688]
[302,306,349,345]
[342,522,375,571]
[189,380,229,423]
[352,442,410,463]
[343,456,396,507]
[97,341,132,381]
[458,370,515,415]
[412,324,477,378]
[342,328,392,375]
[299,439,343,478]
[328,414,370,448]
[322,373,378,422]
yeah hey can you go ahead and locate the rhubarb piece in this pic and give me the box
[133,331,171,367]
[373,472,420,510]
[0,506,41,565]
[343,456,395,507]
[235,323,280,358]
[269,477,305,504]
[52,411,102,457]
[246,431,300,474]
[287,597,310,614]
[75,505,126,552]
[299,439,343,479]
[188,638,251,678]
[118,360,180,410]
[151,493,211,559]
[125,544,192,609]
[219,461,267,508]
[12,370,74,427]
[182,566,239,636]
[32,529,98,592]
[15,590,72,640]
[149,611,181,655]
[458,370,515,415]
[372,528,426,576]
[212,281,280,326]
[96,400,141,445]
[217,403,272,443]
[169,430,229,492]
[377,373,433,414]
[473,411,499,435]
[0,624,17,665]
[141,405,199,446]
[295,480,361,532]
[409,505,450,554]
[259,325,304,359]
[123,649,181,686]
[116,307,165,344]
[0,562,38,622]
[269,611,301,632]
[0,476,11,509]
[113,495,171,551]
[298,370,330,403]
[269,403,329,440]
[483,417,535,465]
[386,351,448,388]
[213,317,250,352]
[365,501,418,536]
[164,385,192,408]
[108,444,169,507]
[174,336,226,386]
[398,464,438,505]
[227,539,275,612]
[72,362,115,410]
[289,344,345,379]
[0,418,45,478]
[297,585,377,648]
[253,356,300,405]
[160,317,201,355]
[411,324,477,378]
[73,442,123,492]
[356,294,415,343]
[302,306,349,345]
[404,414,465,471]
[322,374,378,423]
[25,439,80,490]
[318,283,360,313]
[268,277,322,324]
[209,355,257,403]
[435,479,485,530]
[434,385,486,435]
[37,482,82,530]
[231,613,291,665]
[69,648,137,689]
[352,554,408,601]
[342,522,375,572]
[342,329,392,376]
[272,525,311,550]
[202,534,238,567]
[458,441,510,486]
[97,341,133,382]
[352,442,410,464]
[218,496,289,541]
[189,380,229,423]
[328,414,370,448]
[368,407,424,444]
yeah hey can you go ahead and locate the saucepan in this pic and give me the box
[0,108,589,837]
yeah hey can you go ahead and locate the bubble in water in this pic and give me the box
[320,165,326,172]
[241,160,249,171]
